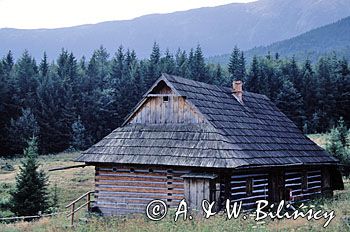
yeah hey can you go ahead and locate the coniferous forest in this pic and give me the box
[0,43,349,156]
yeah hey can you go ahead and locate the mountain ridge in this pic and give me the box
[1,0,350,60]
[209,15,350,64]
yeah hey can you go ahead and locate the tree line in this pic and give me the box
[0,44,349,156]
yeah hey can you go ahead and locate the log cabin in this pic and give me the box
[75,73,344,216]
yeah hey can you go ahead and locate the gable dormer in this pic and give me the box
[125,77,206,125]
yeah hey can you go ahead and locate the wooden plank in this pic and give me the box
[188,179,195,209]
[96,181,184,188]
[184,179,190,206]
[204,179,210,200]
[96,186,184,194]
[179,97,184,123]
[95,175,183,183]
[173,96,178,123]
[96,192,185,200]
[97,170,168,177]
[150,97,156,123]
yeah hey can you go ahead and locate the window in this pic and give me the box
[246,178,253,197]
[163,96,169,102]
[112,167,117,172]
[149,168,153,173]
[130,168,135,173]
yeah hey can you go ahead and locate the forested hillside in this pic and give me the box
[0,45,349,156]
[1,0,350,60]
[210,16,350,64]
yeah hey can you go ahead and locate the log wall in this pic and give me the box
[284,169,322,203]
[93,165,329,215]
[94,165,189,215]
[229,172,269,209]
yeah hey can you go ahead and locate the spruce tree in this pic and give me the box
[11,137,49,216]
[7,108,40,154]
[160,49,175,74]
[39,52,49,77]
[71,116,88,150]
[14,50,38,110]
[326,127,343,161]
[144,42,161,89]
[212,64,224,85]
[50,184,59,213]
[3,50,14,79]
[301,59,316,123]
[228,46,245,82]
[337,117,349,148]
[175,49,189,77]
[276,80,304,129]
[188,45,208,83]
[246,56,260,93]
[0,58,13,155]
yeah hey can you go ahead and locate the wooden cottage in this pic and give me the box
[75,74,343,215]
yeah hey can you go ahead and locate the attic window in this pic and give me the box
[163,96,169,102]
[246,178,253,197]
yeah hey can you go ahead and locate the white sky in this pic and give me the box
[0,0,254,29]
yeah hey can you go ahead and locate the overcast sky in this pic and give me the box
[0,0,254,29]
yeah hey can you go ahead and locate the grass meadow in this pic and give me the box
[0,134,349,231]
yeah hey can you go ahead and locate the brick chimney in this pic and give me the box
[232,80,243,104]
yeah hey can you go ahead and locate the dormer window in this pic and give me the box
[163,96,169,102]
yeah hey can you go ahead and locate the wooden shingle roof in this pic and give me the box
[75,74,338,168]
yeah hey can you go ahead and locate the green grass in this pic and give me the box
[0,152,94,215]
[1,184,350,232]
[1,134,350,231]
[307,133,330,149]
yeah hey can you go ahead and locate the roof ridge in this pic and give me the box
[162,73,269,99]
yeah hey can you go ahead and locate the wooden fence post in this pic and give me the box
[70,203,75,226]
[87,193,91,211]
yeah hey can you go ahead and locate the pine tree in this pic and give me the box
[316,57,336,131]
[337,58,350,125]
[91,46,110,88]
[71,116,88,150]
[0,56,13,155]
[228,46,245,82]
[39,52,49,77]
[326,127,343,161]
[160,49,175,74]
[14,50,38,109]
[212,64,224,85]
[35,73,69,153]
[337,117,349,148]
[175,49,189,77]
[49,184,59,213]
[11,137,49,216]
[301,59,316,122]
[3,50,14,79]
[144,42,161,89]
[245,56,260,93]
[188,45,208,83]
[288,57,302,92]
[276,80,304,129]
[7,108,40,154]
